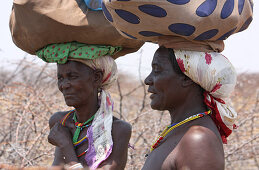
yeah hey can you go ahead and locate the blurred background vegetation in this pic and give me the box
[0,56,258,170]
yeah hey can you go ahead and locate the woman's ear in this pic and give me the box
[93,69,104,87]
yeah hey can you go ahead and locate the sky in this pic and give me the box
[0,1,258,79]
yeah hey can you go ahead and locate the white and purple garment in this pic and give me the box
[85,90,113,169]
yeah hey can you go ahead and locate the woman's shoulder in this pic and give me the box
[49,110,71,129]
[112,117,132,138]
[182,125,222,145]
[175,125,224,169]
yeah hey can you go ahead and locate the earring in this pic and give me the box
[97,87,102,97]
[97,88,102,106]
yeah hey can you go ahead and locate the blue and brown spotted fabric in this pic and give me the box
[102,0,253,42]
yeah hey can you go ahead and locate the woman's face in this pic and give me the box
[144,48,186,111]
[57,61,98,107]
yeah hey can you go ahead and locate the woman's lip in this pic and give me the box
[150,93,156,99]
[148,90,156,94]
[64,94,74,98]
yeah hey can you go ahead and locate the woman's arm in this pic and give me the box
[97,120,132,170]
[48,112,79,165]
[49,122,80,164]
[52,147,65,166]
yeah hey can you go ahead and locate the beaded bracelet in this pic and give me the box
[69,163,84,169]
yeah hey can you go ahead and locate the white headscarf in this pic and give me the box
[174,50,237,143]
[70,55,118,90]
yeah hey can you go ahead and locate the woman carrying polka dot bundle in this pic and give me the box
[103,0,253,169]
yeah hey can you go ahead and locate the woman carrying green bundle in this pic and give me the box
[36,42,131,169]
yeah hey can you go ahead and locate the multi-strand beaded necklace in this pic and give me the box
[61,110,95,157]
[149,110,211,153]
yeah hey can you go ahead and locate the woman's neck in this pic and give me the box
[74,98,99,123]
[169,92,207,125]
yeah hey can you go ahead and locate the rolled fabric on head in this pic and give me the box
[158,36,225,53]
[173,50,237,143]
[36,42,122,64]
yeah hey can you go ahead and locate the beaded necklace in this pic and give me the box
[150,110,211,153]
[72,112,95,144]
[60,110,74,126]
[60,110,95,157]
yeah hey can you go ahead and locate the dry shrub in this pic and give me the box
[0,58,258,170]
[224,73,259,170]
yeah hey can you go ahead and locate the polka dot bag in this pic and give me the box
[102,0,253,44]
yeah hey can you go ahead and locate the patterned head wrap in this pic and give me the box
[174,50,237,144]
[36,42,119,169]
[36,42,122,64]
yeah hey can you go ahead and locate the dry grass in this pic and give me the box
[0,58,258,170]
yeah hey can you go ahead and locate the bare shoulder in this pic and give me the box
[175,126,224,170]
[182,125,222,146]
[112,117,132,138]
[49,111,70,129]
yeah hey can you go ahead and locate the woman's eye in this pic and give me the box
[70,75,78,79]
[153,66,161,73]
[58,77,63,81]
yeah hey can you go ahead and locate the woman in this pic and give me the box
[36,42,131,169]
[143,47,237,170]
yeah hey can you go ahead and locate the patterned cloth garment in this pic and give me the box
[85,91,114,169]
[102,0,253,52]
[174,50,237,143]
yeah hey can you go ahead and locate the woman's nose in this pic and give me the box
[59,79,71,90]
[144,73,153,85]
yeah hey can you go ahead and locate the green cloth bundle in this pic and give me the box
[36,42,122,64]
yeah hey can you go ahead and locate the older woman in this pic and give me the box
[36,42,131,169]
[143,47,237,170]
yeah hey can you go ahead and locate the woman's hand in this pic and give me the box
[49,123,79,164]
[48,122,73,148]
